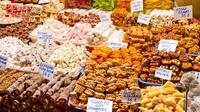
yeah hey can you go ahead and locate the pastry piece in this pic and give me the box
[94,91,105,99]
[85,80,96,89]
[84,88,95,97]
[74,84,86,94]
[95,84,106,93]
[105,94,116,101]
[116,79,126,89]
[106,83,117,92]
[79,94,88,102]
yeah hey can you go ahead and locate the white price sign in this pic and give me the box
[195,72,200,80]
[122,90,141,104]
[137,13,150,25]
[131,0,143,12]
[100,13,111,23]
[155,68,172,80]
[174,5,193,20]
[39,63,54,80]
[87,98,113,112]
[158,39,178,52]
[0,56,7,70]
[37,31,53,44]
[109,42,128,50]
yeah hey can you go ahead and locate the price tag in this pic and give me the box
[137,13,150,25]
[195,72,200,80]
[0,56,7,70]
[109,42,128,50]
[131,0,143,12]
[155,68,172,80]
[38,0,49,4]
[87,98,113,112]
[122,90,141,104]
[37,31,53,44]
[39,63,54,80]
[174,5,193,20]
[100,13,111,23]
[158,39,178,52]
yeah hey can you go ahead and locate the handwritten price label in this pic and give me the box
[174,5,193,20]
[37,31,53,44]
[39,63,54,80]
[109,42,128,50]
[158,39,178,52]
[122,90,141,104]
[87,98,113,112]
[131,0,143,12]
[0,56,7,70]
[100,13,111,23]
[137,13,150,25]
[155,68,172,80]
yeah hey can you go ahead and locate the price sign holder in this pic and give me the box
[155,68,172,80]
[174,5,193,20]
[109,42,128,50]
[39,63,54,80]
[37,31,53,44]
[87,98,113,112]
[122,90,141,104]
[0,56,7,70]
[137,13,150,25]
[158,39,178,52]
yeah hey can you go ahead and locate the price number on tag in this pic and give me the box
[37,31,53,44]
[158,39,178,52]
[155,68,172,80]
[39,63,54,80]
[109,42,128,50]
[137,13,150,25]
[0,56,7,70]
[122,90,141,104]
[131,0,143,12]
[174,5,193,20]
[100,14,111,23]
[87,98,113,112]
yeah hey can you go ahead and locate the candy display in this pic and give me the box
[139,81,186,112]
[140,50,200,84]
[0,21,42,43]
[48,43,89,76]
[0,1,200,112]
[70,60,139,111]
[66,0,91,9]
[11,43,59,71]
[93,0,116,11]
[0,71,76,112]
[124,26,153,51]
[150,9,174,27]
[181,72,200,112]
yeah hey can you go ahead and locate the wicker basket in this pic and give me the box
[175,0,200,19]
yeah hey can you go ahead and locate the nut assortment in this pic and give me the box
[70,60,139,111]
